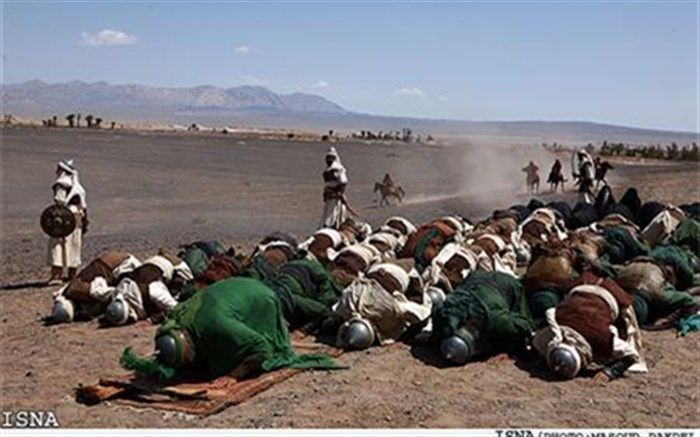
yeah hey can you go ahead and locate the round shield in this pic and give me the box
[40,204,76,238]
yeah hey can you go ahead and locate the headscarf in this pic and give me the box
[324,147,348,185]
[53,159,87,209]
[532,307,594,373]
[326,146,339,159]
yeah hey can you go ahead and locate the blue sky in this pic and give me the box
[2,1,698,131]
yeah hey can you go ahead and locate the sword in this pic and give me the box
[341,194,362,219]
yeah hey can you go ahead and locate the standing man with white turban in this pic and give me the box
[572,150,595,204]
[48,159,88,285]
[320,147,350,228]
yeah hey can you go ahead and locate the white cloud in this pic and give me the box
[81,29,137,46]
[241,75,269,86]
[234,45,250,54]
[437,95,448,102]
[394,87,425,97]
[314,80,329,89]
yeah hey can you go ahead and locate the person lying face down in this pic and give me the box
[121,277,341,381]
[615,257,699,329]
[298,228,348,265]
[326,242,383,287]
[245,256,343,330]
[531,271,647,381]
[514,207,568,248]
[178,240,241,286]
[431,270,535,366]
[249,232,301,270]
[365,230,402,260]
[104,250,194,326]
[421,241,513,297]
[376,216,417,250]
[334,260,432,350]
[51,251,141,323]
[399,216,468,269]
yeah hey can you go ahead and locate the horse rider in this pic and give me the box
[383,172,396,191]
[48,159,88,285]
[321,147,350,229]
[522,161,540,194]
[547,159,566,192]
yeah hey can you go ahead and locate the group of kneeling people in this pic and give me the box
[49,186,700,383]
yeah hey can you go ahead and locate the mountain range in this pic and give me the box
[2,80,345,114]
[2,80,697,145]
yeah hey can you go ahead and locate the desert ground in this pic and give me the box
[1,126,698,428]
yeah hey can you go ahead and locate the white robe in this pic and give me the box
[47,173,86,268]
[320,160,349,228]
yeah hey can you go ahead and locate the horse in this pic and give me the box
[374,182,405,206]
[526,173,540,195]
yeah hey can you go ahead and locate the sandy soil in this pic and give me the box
[1,126,698,428]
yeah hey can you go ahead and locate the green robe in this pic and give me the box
[651,244,698,290]
[673,218,700,256]
[123,277,340,380]
[180,241,229,277]
[246,256,341,328]
[431,271,535,356]
[601,227,650,265]
[638,284,697,324]
[276,259,343,327]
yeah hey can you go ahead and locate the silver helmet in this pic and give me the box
[155,329,195,369]
[337,319,375,350]
[440,328,475,365]
[105,299,130,326]
[548,345,581,379]
[426,286,446,308]
[51,298,74,324]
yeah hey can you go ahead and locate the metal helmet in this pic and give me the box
[426,286,446,308]
[51,298,74,323]
[548,345,581,379]
[440,331,474,366]
[338,319,375,350]
[515,246,531,265]
[105,299,130,326]
[155,329,195,369]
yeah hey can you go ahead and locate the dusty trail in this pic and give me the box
[0,127,698,428]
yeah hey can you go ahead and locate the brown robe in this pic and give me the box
[555,272,633,361]
[63,251,130,303]
[399,219,456,264]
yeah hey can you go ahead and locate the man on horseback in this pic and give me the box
[375,172,405,206]
[321,147,350,228]
[383,173,396,191]
[522,161,540,194]
[547,159,566,192]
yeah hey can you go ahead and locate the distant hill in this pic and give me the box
[1,80,346,115]
[2,80,697,145]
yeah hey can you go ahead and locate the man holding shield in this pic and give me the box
[46,159,88,284]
